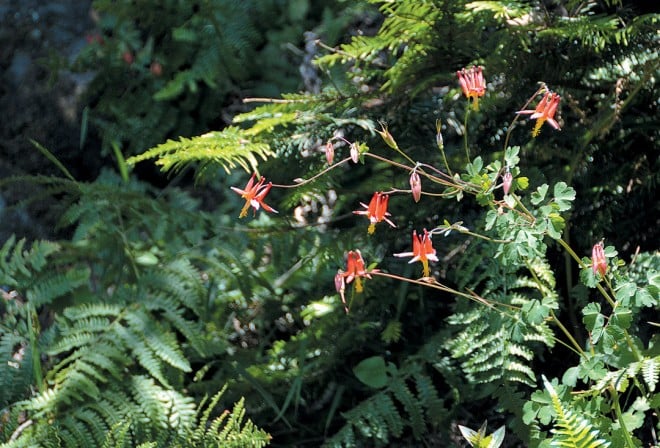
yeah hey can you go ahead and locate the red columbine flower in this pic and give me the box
[335,250,377,313]
[353,192,396,234]
[516,91,561,137]
[457,66,486,111]
[394,229,438,277]
[230,173,278,218]
[591,241,607,277]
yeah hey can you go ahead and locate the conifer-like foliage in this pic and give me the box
[2,0,658,447]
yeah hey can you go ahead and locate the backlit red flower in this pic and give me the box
[230,173,278,218]
[335,250,377,312]
[591,241,607,277]
[353,192,396,234]
[394,229,438,277]
[516,91,561,137]
[457,66,486,111]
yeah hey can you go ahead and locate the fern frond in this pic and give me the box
[413,372,446,423]
[0,236,60,287]
[26,268,90,307]
[543,376,611,448]
[392,377,427,438]
[126,127,274,176]
[641,356,659,392]
[592,356,660,394]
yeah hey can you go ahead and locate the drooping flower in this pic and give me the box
[230,173,278,218]
[516,91,561,137]
[457,66,486,111]
[335,250,377,312]
[325,141,335,165]
[410,171,422,203]
[502,169,513,195]
[591,241,607,277]
[350,142,360,163]
[353,192,396,234]
[394,229,438,277]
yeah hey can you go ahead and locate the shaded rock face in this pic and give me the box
[0,0,97,241]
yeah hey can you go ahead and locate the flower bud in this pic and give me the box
[350,142,359,164]
[122,51,134,65]
[325,141,335,165]
[150,61,163,76]
[435,119,444,150]
[376,122,398,150]
[334,272,345,293]
[502,171,513,195]
[591,241,607,277]
[410,171,422,203]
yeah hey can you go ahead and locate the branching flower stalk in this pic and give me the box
[371,271,519,318]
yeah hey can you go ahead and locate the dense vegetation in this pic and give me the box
[1,0,658,446]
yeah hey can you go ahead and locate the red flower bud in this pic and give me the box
[325,141,335,165]
[122,51,134,65]
[150,61,163,76]
[502,171,513,195]
[350,142,359,164]
[591,242,607,277]
[410,171,422,203]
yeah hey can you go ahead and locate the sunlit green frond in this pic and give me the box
[543,377,611,448]
[126,127,273,175]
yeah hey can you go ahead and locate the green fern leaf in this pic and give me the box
[126,127,273,175]
[543,376,611,448]
[390,378,425,438]
[642,356,659,392]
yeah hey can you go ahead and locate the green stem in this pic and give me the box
[549,310,584,355]
[511,194,536,223]
[371,271,519,319]
[524,257,583,355]
[439,146,452,177]
[27,304,44,393]
[609,385,636,448]
[463,107,471,163]
[272,157,352,188]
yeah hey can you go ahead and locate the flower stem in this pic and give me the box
[271,157,351,188]
[463,107,471,163]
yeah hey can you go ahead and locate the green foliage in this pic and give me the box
[542,376,611,448]
[3,0,658,447]
[326,359,446,446]
[120,0,658,445]
[0,174,272,446]
[126,127,274,177]
[74,0,360,155]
